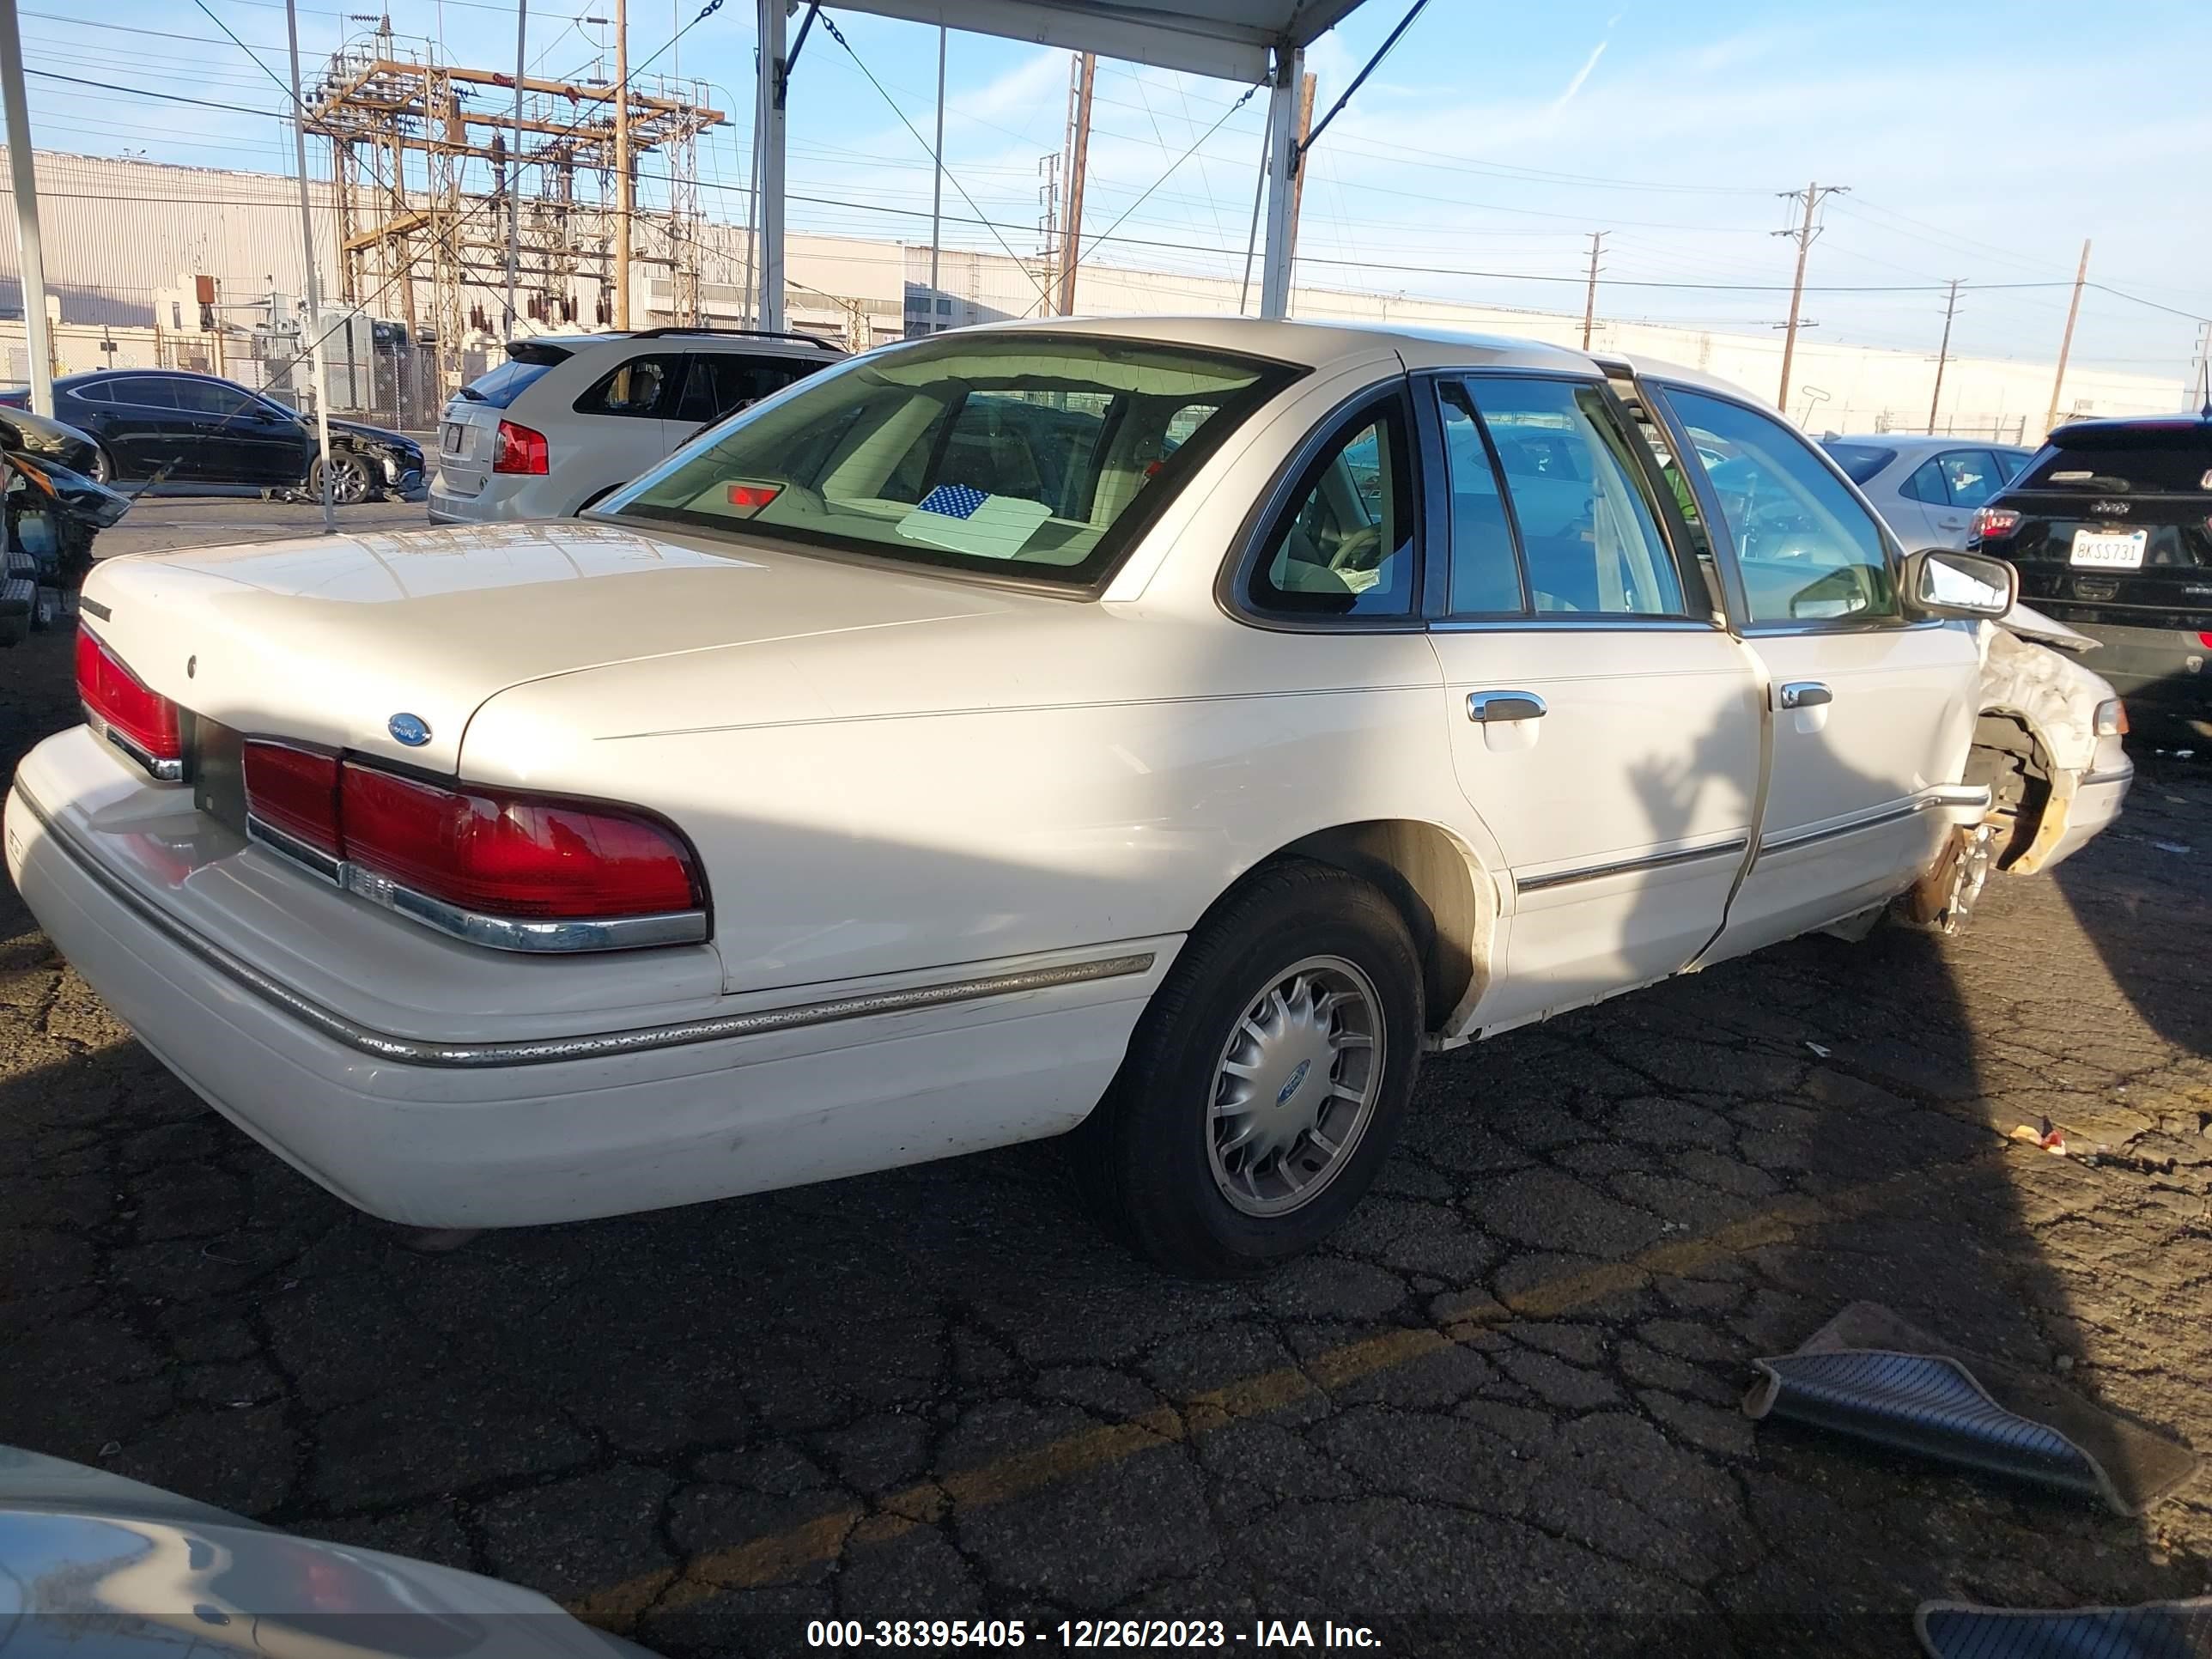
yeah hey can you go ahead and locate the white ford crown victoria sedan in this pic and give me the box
[6,319,2133,1276]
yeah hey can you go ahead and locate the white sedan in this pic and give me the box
[5,319,2133,1276]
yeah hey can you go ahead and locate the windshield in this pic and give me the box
[604,332,1302,587]
[459,343,572,408]
[1820,441,1894,485]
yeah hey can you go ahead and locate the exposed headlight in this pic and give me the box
[2093,698,2128,738]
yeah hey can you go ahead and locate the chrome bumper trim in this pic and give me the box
[2079,766,2134,787]
[1516,836,1749,895]
[19,782,1157,1070]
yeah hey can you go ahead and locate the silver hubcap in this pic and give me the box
[1207,955,1384,1218]
[324,457,369,503]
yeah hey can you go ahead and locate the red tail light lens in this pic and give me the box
[492,419,549,475]
[76,629,183,779]
[338,763,702,922]
[242,740,342,860]
[1972,507,2021,543]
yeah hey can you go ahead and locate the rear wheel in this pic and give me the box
[1078,860,1424,1277]
[87,446,114,485]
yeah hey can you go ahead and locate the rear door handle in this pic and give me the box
[1777,681,1832,710]
[1468,690,1547,723]
[1937,516,1966,529]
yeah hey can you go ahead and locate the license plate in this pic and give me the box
[442,422,466,453]
[2069,527,2147,568]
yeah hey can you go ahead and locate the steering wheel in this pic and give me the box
[1743,500,1821,561]
[1327,523,1385,574]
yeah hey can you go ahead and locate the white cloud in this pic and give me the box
[1551,40,1608,111]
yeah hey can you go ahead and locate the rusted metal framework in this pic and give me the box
[305,26,721,391]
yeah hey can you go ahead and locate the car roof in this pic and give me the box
[528,329,843,357]
[1820,433,2027,458]
[953,314,1599,377]
[2048,410,2212,442]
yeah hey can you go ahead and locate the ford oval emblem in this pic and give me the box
[1276,1058,1312,1107]
[387,712,432,747]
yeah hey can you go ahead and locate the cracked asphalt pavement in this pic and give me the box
[3,501,2209,1655]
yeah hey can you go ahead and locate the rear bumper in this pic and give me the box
[2061,622,2211,712]
[5,733,1169,1228]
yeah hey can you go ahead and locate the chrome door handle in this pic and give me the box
[1778,681,1832,710]
[1468,690,1547,723]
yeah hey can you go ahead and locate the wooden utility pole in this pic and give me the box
[1581,230,1606,349]
[1285,70,1316,269]
[612,0,632,329]
[2043,239,2090,439]
[1054,52,1096,316]
[1774,180,1844,413]
[1927,277,1962,431]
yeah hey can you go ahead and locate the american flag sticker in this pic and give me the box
[896,483,1053,559]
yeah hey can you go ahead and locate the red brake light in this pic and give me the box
[242,740,342,860]
[1972,507,2021,543]
[76,629,183,779]
[725,482,781,510]
[337,763,701,922]
[492,419,549,475]
[2197,633,2212,651]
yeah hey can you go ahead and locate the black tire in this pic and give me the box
[1078,859,1424,1278]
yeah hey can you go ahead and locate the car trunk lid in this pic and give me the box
[78,520,1005,776]
[434,340,573,497]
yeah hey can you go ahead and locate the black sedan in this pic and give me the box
[0,370,422,503]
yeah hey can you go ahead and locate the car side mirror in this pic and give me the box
[1905,547,2015,620]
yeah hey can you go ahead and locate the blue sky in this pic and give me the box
[22,0,2212,386]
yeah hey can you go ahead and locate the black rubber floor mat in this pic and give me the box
[1917,1596,2212,1658]
[1743,1303,2198,1516]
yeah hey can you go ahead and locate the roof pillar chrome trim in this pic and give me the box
[18,782,1158,1071]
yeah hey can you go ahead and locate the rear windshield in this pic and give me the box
[2015,424,2212,494]
[1820,441,1894,485]
[605,333,1302,588]
[458,342,572,408]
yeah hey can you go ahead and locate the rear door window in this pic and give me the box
[1436,386,1523,614]
[1457,376,1689,617]
[574,354,684,418]
[674,354,824,426]
[1938,450,2005,508]
[112,376,177,410]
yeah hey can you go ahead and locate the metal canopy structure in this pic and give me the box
[753,0,1379,330]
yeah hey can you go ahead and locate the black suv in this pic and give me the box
[1972,409,2212,720]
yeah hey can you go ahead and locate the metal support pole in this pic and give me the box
[1237,118,1269,317]
[613,0,632,329]
[286,0,337,533]
[2045,239,2090,439]
[755,0,787,333]
[1257,46,1301,320]
[0,0,54,415]
[927,26,944,332]
[507,0,526,336]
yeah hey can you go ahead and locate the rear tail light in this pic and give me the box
[241,746,706,951]
[1971,507,2021,543]
[492,419,549,475]
[76,629,183,781]
[241,740,342,865]
[2094,698,2129,738]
